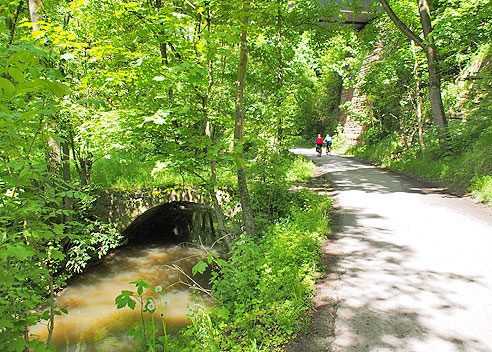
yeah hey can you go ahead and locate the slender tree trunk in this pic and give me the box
[378,0,447,146]
[45,126,61,176]
[46,276,55,346]
[28,0,43,31]
[417,0,447,142]
[411,40,425,149]
[276,1,283,146]
[7,0,24,48]
[234,0,256,237]
[61,138,73,222]
[203,5,231,249]
[29,0,63,183]
[68,129,92,186]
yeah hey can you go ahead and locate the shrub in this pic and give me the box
[173,192,332,351]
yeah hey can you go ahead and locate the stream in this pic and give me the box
[30,241,212,351]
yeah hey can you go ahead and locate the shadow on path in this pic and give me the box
[285,152,492,352]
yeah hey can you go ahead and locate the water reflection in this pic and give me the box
[31,242,213,351]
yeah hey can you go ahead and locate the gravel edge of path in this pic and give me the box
[283,169,343,352]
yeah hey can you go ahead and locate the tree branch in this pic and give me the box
[378,0,424,49]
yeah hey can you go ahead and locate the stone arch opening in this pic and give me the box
[121,201,216,246]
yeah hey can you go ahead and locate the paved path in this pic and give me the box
[288,149,492,352]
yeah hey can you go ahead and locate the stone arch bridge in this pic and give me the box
[90,187,217,246]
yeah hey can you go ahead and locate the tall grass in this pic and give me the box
[90,155,179,190]
[285,154,318,182]
[91,151,317,193]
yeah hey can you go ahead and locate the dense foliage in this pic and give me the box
[2,0,491,349]
[343,0,492,204]
[0,0,339,350]
[180,191,331,351]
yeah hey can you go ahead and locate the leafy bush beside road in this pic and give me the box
[176,190,332,352]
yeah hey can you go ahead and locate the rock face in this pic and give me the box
[339,39,383,146]
[121,201,216,246]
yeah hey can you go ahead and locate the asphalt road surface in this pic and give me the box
[288,149,492,352]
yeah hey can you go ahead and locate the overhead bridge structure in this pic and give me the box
[317,0,379,144]
[319,0,376,30]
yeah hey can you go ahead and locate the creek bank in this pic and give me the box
[41,189,220,350]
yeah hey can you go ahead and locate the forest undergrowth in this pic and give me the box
[109,152,331,352]
[348,44,492,206]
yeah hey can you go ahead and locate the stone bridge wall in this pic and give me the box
[91,186,206,232]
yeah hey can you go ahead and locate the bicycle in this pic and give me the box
[325,142,332,155]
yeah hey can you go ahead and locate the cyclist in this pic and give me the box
[316,134,323,156]
[323,134,332,154]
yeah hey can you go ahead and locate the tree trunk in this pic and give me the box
[417,0,447,144]
[30,0,63,185]
[378,0,447,145]
[68,129,92,186]
[28,0,43,31]
[276,1,283,146]
[7,0,24,48]
[234,0,256,237]
[61,138,73,223]
[46,276,55,346]
[411,40,425,149]
[203,5,231,249]
[45,125,61,176]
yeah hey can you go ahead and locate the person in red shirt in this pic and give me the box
[316,134,323,155]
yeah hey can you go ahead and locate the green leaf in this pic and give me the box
[115,290,136,309]
[0,78,15,96]
[31,78,48,89]
[215,306,230,320]
[49,81,71,98]
[216,258,228,267]
[130,279,149,296]
[192,260,208,275]
[28,67,40,79]
[19,165,31,179]
[5,244,32,260]
[50,250,65,260]
[8,67,25,83]
[52,223,65,235]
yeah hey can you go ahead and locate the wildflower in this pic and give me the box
[146,299,156,313]
[155,285,163,293]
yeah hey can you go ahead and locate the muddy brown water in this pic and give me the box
[30,242,213,351]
